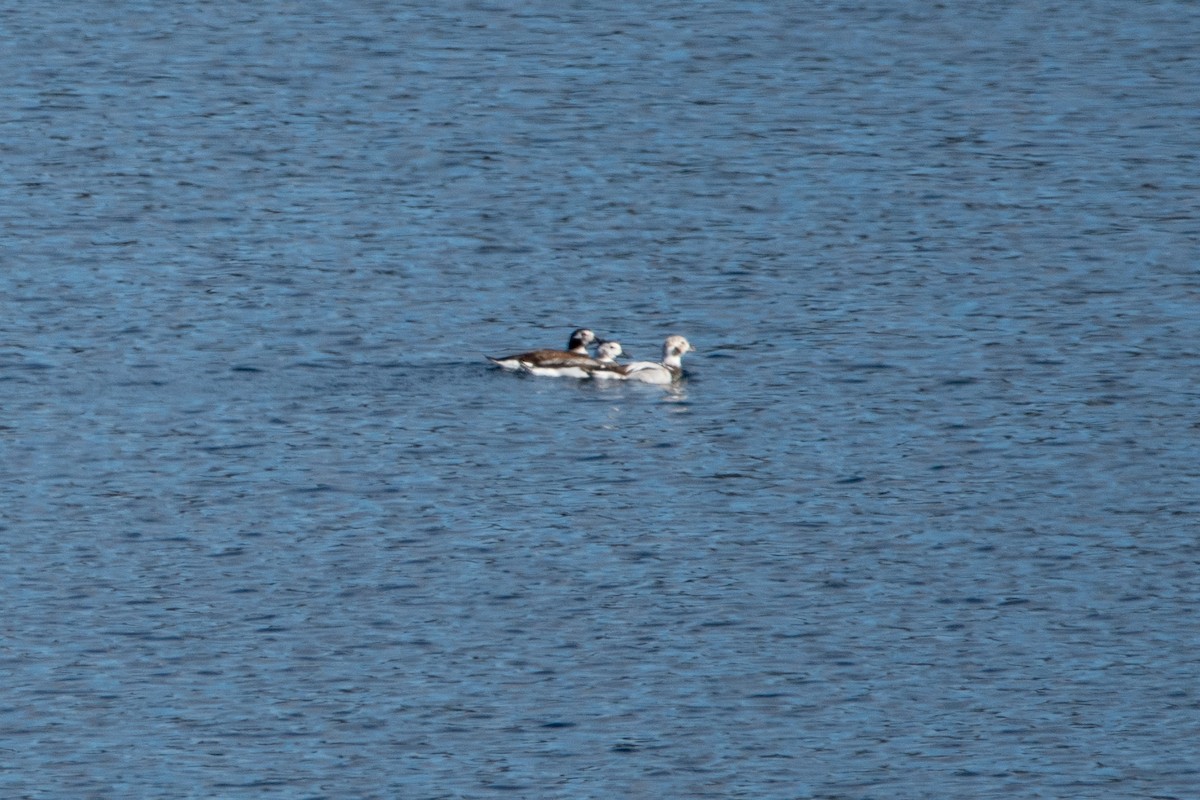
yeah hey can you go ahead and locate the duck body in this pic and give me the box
[518,355,600,378]
[619,362,678,384]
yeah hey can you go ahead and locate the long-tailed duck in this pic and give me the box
[585,341,629,380]
[610,335,694,384]
[487,328,600,374]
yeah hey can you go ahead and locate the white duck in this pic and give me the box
[616,335,694,384]
[584,341,629,381]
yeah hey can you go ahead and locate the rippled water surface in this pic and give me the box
[3,2,1199,797]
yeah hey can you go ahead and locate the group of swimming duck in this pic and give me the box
[487,328,694,384]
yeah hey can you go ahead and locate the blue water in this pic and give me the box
[3,2,1199,797]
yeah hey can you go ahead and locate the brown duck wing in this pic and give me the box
[517,350,601,367]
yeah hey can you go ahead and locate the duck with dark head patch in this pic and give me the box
[487,328,602,377]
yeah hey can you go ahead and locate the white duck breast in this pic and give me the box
[519,359,596,378]
[621,335,694,384]
[487,328,599,372]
